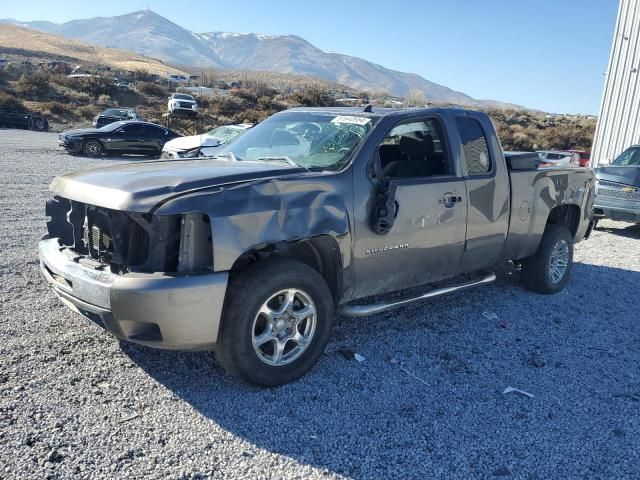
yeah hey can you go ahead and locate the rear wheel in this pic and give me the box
[215,259,334,386]
[521,224,573,294]
[82,139,103,157]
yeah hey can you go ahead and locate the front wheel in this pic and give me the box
[215,259,334,386]
[521,224,574,294]
[82,139,103,157]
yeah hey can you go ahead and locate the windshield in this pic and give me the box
[173,94,194,100]
[98,121,127,132]
[103,108,131,117]
[216,112,376,170]
[207,126,247,144]
[612,147,640,166]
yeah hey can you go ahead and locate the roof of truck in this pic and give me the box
[285,106,470,118]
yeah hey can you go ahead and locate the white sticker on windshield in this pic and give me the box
[331,115,371,126]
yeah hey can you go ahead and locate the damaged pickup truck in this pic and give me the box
[39,107,596,386]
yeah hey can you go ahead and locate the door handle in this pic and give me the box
[439,194,463,207]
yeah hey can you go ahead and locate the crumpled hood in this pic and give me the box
[595,166,640,186]
[49,158,304,212]
[162,134,208,152]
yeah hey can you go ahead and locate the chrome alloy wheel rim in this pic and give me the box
[251,289,317,366]
[86,141,99,155]
[548,239,569,284]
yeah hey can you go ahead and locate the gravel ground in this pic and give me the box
[1,129,640,479]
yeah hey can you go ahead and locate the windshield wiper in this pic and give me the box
[206,152,239,162]
[256,156,309,170]
[255,156,298,166]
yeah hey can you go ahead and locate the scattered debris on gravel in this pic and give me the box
[1,130,640,479]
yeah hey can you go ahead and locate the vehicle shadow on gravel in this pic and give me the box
[71,155,161,162]
[595,222,640,239]
[118,260,640,477]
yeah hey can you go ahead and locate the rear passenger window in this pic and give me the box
[456,117,492,175]
[144,125,163,137]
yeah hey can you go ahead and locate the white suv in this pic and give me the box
[167,93,198,117]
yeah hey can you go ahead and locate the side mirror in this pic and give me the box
[598,159,610,166]
[370,178,399,235]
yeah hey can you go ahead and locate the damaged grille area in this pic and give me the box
[45,195,182,273]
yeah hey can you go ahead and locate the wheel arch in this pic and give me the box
[229,234,343,303]
[546,204,581,239]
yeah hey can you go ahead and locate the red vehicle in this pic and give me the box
[567,150,591,167]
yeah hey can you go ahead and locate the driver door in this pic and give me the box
[108,124,145,153]
[353,117,467,297]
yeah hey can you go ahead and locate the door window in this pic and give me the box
[456,117,492,175]
[379,119,451,178]
[143,125,164,138]
[117,124,144,135]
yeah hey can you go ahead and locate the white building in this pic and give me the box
[591,0,640,165]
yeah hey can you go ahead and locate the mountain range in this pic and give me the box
[1,10,519,109]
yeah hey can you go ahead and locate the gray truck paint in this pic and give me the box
[39,237,227,350]
[41,107,595,349]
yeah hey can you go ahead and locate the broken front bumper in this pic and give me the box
[38,237,228,350]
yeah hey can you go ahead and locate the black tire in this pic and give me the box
[215,258,335,387]
[521,224,574,294]
[82,139,103,157]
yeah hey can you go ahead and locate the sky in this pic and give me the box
[0,0,620,114]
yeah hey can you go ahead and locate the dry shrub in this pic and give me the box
[42,101,67,115]
[258,96,272,110]
[196,96,211,109]
[232,108,269,124]
[137,81,165,97]
[488,109,595,151]
[15,71,51,98]
[210,94,246,116]
[0,90,27,112]
[230,87,258,103]
[97,94,112,105]
[289,85,332,107]
[77,104,96,119]
[54,75,115,98]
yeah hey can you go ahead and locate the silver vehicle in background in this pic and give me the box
[593,145,640,223]
[537,150,581,167]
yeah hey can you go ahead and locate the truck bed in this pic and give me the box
[503,165,595,261]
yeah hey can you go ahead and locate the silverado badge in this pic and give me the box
[365,243,409,255]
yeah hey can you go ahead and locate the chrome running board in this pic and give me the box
[338,271,497,317]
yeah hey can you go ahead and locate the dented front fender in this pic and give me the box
[154,172,354,272]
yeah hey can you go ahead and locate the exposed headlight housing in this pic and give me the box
[178,147,201,158]
[177,213,213,272]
